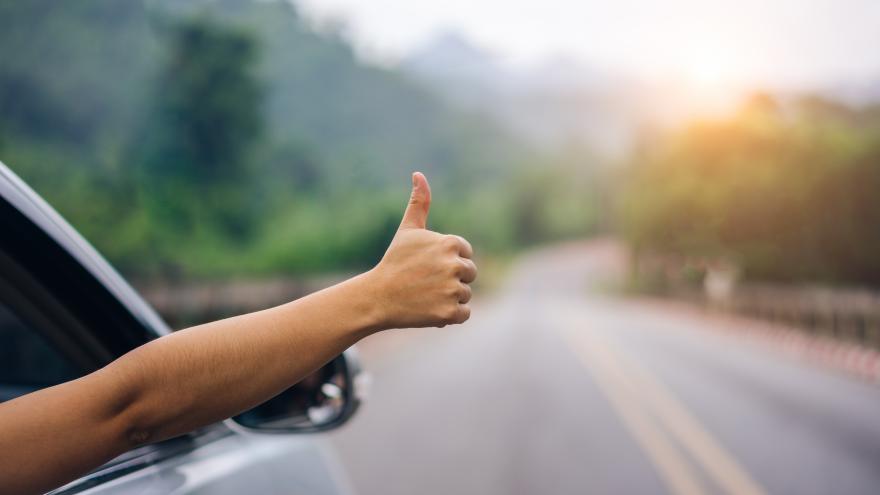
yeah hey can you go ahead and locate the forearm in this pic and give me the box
[117,270,382,444]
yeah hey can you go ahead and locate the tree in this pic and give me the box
[135,16,264,243]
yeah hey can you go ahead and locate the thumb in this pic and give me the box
[399,171,431,230]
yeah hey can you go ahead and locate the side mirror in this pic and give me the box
[225,348,366,434]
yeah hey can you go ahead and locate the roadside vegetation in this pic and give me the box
[617,94,880,289]
[0,0,600,281]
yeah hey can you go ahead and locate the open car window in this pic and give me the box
[0,299,82,402]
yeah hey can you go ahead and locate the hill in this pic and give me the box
[0,0,600,278]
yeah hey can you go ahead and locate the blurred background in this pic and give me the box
[2,1,880,494]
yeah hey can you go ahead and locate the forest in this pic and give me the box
[0,0,600,280]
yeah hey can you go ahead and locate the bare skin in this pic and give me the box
[0,172,476,495]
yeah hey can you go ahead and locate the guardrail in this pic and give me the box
[723,284,880,350]
[136,275,347,327]
[630,252,880,350]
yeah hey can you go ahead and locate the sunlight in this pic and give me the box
[676,44,751,116]
[681,38,745,91]
[689,57,729,87]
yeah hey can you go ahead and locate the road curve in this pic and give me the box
[328,242,880,495]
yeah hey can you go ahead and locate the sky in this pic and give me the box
[297,0,880,91]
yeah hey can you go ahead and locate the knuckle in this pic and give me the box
[463,258,476,273]
[442,304,459,322]
[447,260,462,276]
[449,258,467,275]
[434,305,454,322]
[457,259,477,282]
[460,286,472,303]
[458,305,471,323]
[443,235,461,250]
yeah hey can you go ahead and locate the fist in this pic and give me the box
[370,172,477,329]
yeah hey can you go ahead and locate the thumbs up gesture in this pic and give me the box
[369,172,477,329]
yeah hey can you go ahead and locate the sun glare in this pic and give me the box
[679,38,749,91]
[689,58,728,87]
[674,47,752,116]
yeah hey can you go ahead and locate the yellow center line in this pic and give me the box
[610,343,768,495]
[566,328,707,495]
[558,310,769,495]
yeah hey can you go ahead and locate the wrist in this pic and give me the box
[343,268,389,337]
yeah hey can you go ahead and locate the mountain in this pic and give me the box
[401,30,880,157]
[400,31,647,156]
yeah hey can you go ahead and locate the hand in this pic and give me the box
[369,172,477,329]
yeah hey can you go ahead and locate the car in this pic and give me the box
[0,160,365,495]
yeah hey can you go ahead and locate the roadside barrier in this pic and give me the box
[630,253,880,351]
[725,284,880,350]
[137,276,346,327]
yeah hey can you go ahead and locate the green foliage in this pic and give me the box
[139,18,263,185]
[134,16,264,245]
[0,0,600,281]
[0,0,154,149]
[505,150,601,246]
[618,94,880,287]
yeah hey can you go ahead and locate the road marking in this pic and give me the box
[560,319,768,495]
[566,328,707,495]
[609,341,769,495]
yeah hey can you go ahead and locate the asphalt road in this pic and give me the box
[328,242,880,495]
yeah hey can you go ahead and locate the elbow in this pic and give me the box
[118,391,199,449]
[108,378,158,449]
[96,352,162,450]
[101,341,201,450]
[124,423,155,447]
[112,379,200,449]
[115,384,175,449]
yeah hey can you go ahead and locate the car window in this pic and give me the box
[0,298,81,403]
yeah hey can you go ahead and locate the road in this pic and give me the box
[328,241,880,495]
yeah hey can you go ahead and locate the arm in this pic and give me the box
[0,172,477,495]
